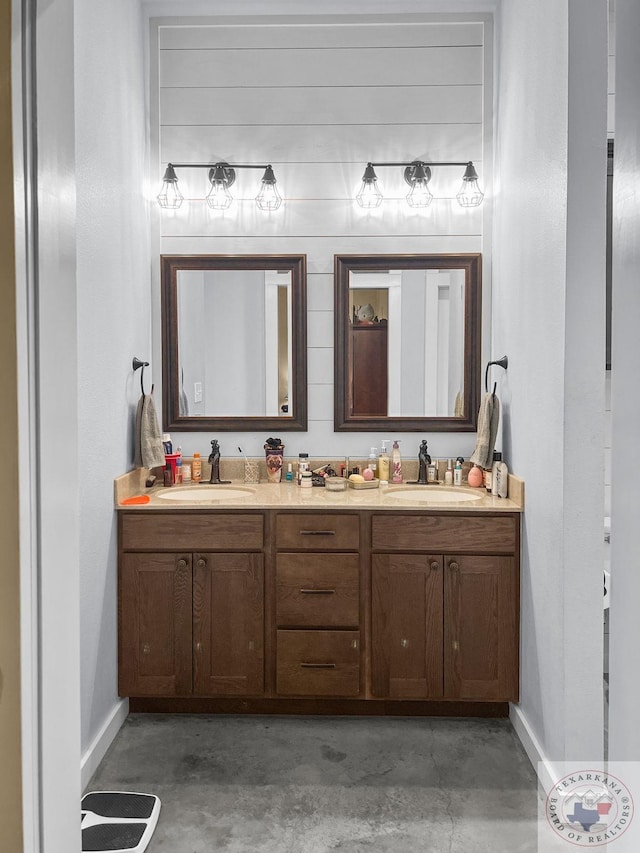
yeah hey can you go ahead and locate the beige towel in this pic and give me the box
[134,392,165,469]
[469,392,500,469]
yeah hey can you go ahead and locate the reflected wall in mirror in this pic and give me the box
[334,254,481,432]
[162,255,307,431]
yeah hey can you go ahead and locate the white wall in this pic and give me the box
[493,0,606,772]
[152,15,491,461]
[75,0,151,781]
[608,0,640,762]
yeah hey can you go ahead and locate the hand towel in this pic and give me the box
[469,392,500,469]
[134,392,165,469]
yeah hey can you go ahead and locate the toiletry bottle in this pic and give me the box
[468,464,484,488]
[378,442,390,483]
[491,452,503,496]
[368,447,378,478]
[391,440,403,484]
[163,462,173,487]
[427,458,437,482]
[162,433,172,455]
[445,459,454,486]
[298,452,309,485]
[497,460,509,498]
[192,452,201,483]
[175,455,183,484]
[454,457,463,486]
[286,463,294,483]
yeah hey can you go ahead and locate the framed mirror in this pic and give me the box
[161,254,307,431]
[334,253,481,432]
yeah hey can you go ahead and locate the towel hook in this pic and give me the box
[484,355,508,396]
[132,357,150,396]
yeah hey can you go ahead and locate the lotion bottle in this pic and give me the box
[454,457,463,486]
[192,452,202,483]
[391,440,403,484]
[491,452,503,496]
[444,459,454,485]
[368,447,378,478]
[378,441,390,483]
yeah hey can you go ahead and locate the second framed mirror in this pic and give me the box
[334,253,481,432]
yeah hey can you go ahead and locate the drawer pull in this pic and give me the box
[299,530,336,536]
[301,662,336,669]
[300,588,336,595]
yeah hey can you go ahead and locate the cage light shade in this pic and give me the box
[356,163,383,208]
[256,165,282,211]
[406,162,433,208]
[206,165,233,210]
[456,162,484,207]
[157,164,183,209]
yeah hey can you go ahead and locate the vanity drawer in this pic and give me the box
[276,630,360,696]
[371,514,517,554]
[275,513,359,551]
[120,512,264,551]
[276,554,360,627]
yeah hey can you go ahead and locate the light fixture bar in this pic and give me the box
[356,160,484,209]
[157,162,283,211]
[367,161,472,168]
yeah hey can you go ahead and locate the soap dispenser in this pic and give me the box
[378,441,390,483]
[391,440,403,484]
[368,447,378,479]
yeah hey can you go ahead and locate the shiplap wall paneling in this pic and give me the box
[156,20,486,451]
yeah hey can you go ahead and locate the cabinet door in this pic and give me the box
[371,554,443,698]
[193,553,264,696]
[444,555,519,701]
[119,553,192,696]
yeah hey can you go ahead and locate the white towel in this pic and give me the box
[469,392,500,469]
[134,392,165,469]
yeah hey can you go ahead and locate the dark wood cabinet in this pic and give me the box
[119,552,193,697]
[350,324,388,416]
[118,508,519,710]
[444,554,518,700]
[193,552,264,696]
[371,554,443,698]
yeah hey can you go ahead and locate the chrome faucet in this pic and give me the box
[208,439,230,484]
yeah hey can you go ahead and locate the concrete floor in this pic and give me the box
[89,714,540,852]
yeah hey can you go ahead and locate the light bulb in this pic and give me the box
[256,166,282,211]
[157,164,183,209]
[356,163,383,208]
[406,162,433,208]
[456,162,484,207]
[206,165,233,210]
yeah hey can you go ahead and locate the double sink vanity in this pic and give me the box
[117,477,523,717]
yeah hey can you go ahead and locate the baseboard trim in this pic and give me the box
[81,698,129,791]
[128,696,510,717]
[510,703,558,793]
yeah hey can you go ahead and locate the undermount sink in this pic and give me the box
[385,487,483,503]
[156,485,256,502]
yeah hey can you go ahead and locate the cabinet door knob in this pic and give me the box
[400,638,409,649]
[177,558,187,569]
[142,643,151,654]
[195,642,202,653]
[452,640,460,652]
[197,558,206,569]
[449,561,459,572]
[430,561,439,572]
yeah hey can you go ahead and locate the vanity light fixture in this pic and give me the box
[157,162,283,211]
[156,164,184,209]
[356,160,484,209]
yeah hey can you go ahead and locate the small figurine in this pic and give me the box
[208,439,230,484]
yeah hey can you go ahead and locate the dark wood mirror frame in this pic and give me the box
[334,253,482,432]
[161,254,308,431]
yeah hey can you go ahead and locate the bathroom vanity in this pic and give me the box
[117,481,522,717]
